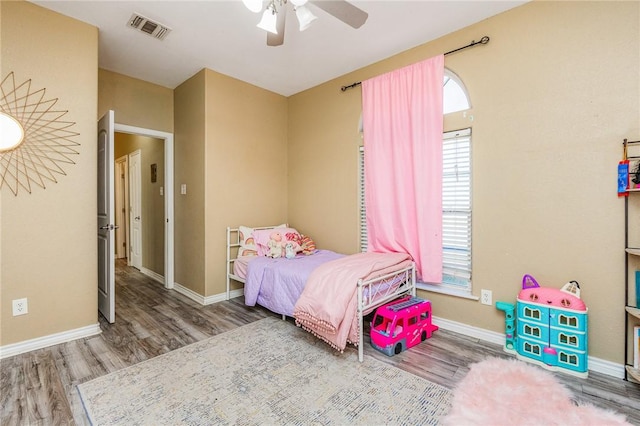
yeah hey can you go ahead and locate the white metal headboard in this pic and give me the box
[225,224,287,300]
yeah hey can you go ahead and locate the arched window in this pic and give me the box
[443,68,470,114]
[357,68,470,133]
[359,67,474,296]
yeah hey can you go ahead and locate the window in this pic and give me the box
[359,146,367,253]
[359,67,472,294]
[524,307,541,320]
[559,352,579,366]
[524,324,541,338]
[443,69,470,114]
[559,314,578,328]
[442,129,472,289]
[559,333,578,347]
[524,342,541,356]
[359,128,472,290]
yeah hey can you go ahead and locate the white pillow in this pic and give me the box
[252,228,300,257]
[237,224,286,257]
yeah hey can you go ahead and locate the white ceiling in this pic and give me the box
[31,0,527,97]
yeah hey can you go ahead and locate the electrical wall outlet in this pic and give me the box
[480,289,492,306]
[12,298,28,316]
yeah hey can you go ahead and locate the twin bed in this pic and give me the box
[226,225,416,362]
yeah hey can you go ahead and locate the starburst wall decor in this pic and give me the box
[0,72,80,196]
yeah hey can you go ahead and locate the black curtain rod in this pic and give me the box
[340,36,490,92]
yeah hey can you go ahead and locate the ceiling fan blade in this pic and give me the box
[310,0,368,29]
[267,6,286,46]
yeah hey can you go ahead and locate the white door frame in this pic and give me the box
[114,123,175,289]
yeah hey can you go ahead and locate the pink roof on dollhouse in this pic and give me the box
[518,287,587,311]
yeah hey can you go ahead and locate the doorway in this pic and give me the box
[114,146,143,269]
[113,123,174,290]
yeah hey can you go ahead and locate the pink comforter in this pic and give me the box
[293,252,412,351]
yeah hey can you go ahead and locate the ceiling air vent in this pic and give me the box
[127,13,171,41]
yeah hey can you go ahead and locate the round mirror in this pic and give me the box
[0,112,25,152]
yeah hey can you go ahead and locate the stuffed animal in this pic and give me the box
[298,234,316,255]
[284,232,302,253]
[267,232,284,258]
[285,242,296,259]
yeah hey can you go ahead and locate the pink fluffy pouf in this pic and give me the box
[441,357,630,426]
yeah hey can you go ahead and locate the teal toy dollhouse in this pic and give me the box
[497,275,588,378]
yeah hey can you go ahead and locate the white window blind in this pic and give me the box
[442,128,472,288]
[359,128,472,290]
[359,146,367,252]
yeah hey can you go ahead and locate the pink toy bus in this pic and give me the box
[370,296,438,356]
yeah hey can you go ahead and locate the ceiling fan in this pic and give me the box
[242,0,369,47]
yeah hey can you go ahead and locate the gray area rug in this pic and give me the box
[78,317,452,425]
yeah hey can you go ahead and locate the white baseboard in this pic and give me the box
[0,323,102,360]
[173,282,244,306]
[433,315,625,379]
[204,293,228,305]
[228,288,244,299]
[173,282,206,305]
[205,288,243,304]
[434,315,505,346]
[140,267,164,284]
[586,356,626,379]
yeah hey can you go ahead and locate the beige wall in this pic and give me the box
[173,69,288,296]
[288,87,362,254]
[114,133,165,275]
[1,2,98,345]
[288,1,639,363]
[174,71,206,294]
[203,69,288,297]
[99,69,173,133]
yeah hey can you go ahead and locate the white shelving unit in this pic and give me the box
[623,138,640,383]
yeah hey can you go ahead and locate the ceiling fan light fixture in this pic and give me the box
[295,5,317,31]
[242,0,263,13]
[257,7,278,34]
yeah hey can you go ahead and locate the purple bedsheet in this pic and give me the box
[244,250,345,317]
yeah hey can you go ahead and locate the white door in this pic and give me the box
[114,156,128,259]
[129,150,142,270]
[98,111,115,323]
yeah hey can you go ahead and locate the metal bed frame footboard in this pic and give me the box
[356,263,417,362]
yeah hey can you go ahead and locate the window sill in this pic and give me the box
[416,282,479,301]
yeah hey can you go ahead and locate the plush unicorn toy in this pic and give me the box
[285,242,296,259]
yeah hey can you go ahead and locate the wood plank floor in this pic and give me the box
[2,260,639,425]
